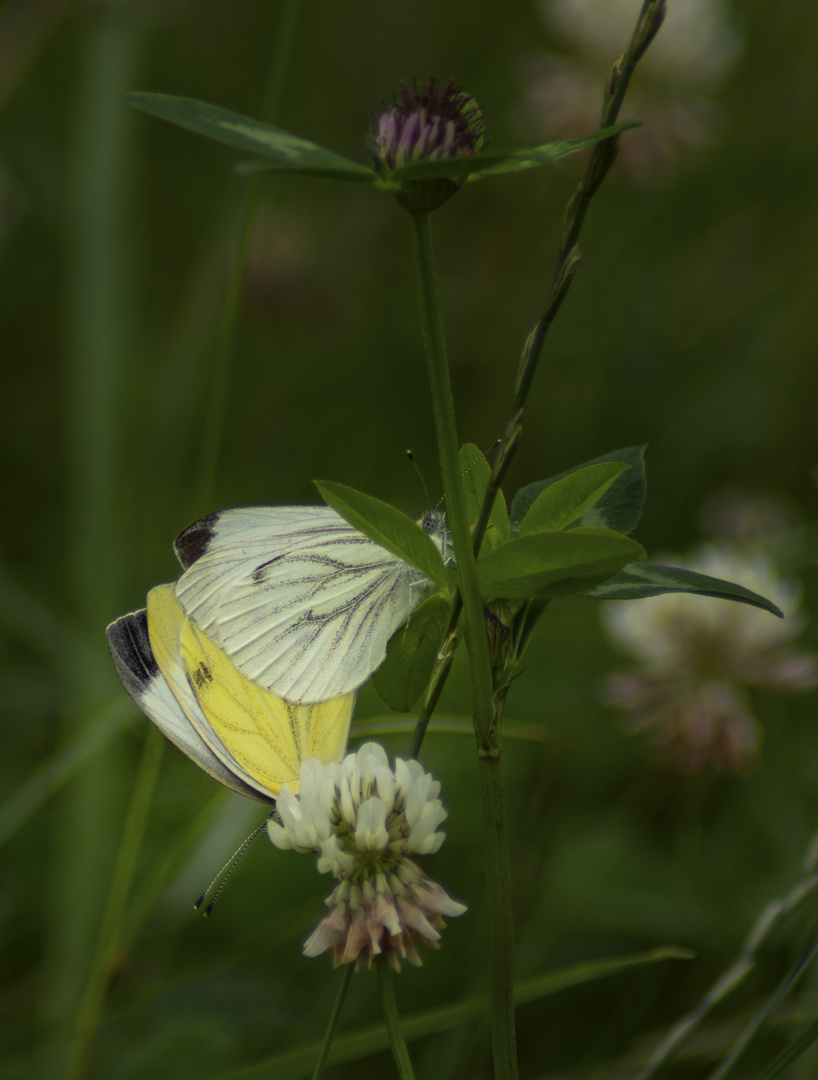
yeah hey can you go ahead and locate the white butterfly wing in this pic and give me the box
[173,506,434,702]
[175,506,352,570]
[106,608,274,803]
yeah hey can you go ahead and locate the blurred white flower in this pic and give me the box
[699,487,799,545]
[268,742,466,970]
[516,0,744,181]
[602,546,817,771]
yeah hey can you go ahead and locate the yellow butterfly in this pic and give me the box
[107,585,354,802]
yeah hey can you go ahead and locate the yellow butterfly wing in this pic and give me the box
[148,584,353,797]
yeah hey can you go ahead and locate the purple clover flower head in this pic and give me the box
[371,78,485,212]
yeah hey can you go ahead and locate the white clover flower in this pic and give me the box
[267,742,466,970]
[602,545,817,771]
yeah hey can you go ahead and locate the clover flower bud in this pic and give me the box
[371,77,485,212]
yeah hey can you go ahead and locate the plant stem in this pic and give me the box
[410,213,495,742]
[409,1,667,760]
[407,8,666,1074]
[474,0,667,561]
[479,692,518,1080]
[377,957,417,1080]
[311,966,353,1080]
[411,211,518,1080]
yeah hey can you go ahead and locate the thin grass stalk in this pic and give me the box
[41,7,139,1056]
[0,700,132,850]
[59,3,306,1074]
[755,1016,818,1080]
[68,728,165,1079]
[706,939,818,1080]
[473,0,667,560]
[192,0,302,513]
[636,830,818,1079]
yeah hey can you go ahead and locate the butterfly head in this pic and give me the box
[420,509,454,566]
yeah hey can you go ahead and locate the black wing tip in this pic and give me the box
[175,511,222,569]
[106,608,160,684]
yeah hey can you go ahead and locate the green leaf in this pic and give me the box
[315,481,449,589]
[518,461,626,535]
[477,528,644,600]
[511,445,647,535]
[372,594,451,713]
[388,122,639,183]
[126,93,376,182]
[584,563,785,617]
[458,443,510,551]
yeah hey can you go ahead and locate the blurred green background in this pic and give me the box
[2,0,818,1077]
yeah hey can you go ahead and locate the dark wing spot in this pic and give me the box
[191,662,213,689]
[174,511,221,569]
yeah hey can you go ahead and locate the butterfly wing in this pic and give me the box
[173,506,433,702]
[180,615,354,794]
[106,605,273,803]
[147,585,354,797]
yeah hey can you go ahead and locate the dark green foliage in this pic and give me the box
[510,446,647,536]
[3,1,818,1078]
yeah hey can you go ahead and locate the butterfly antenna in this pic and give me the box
[405,449,433,509]
[462,439,502,482]
[194,818,269,917]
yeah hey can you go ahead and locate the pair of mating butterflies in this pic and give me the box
[107,505,449,802]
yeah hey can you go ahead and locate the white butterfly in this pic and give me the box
[172,505,450,704]
[107,586,355,802]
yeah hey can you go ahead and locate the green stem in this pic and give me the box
[192,0,303,513]
[191,183,254,513]
[472,0,666,563]
[311,966,353,1080]
[479,693,518,1080]
[410,212,494,741]
[411,211,518,1080]
[408,1,666,762]
[377,957,417,1080]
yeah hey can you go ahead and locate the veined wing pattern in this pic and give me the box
[173,506,447,703]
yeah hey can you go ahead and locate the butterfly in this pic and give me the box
[107,584,355,801]
[171,504,450,703]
